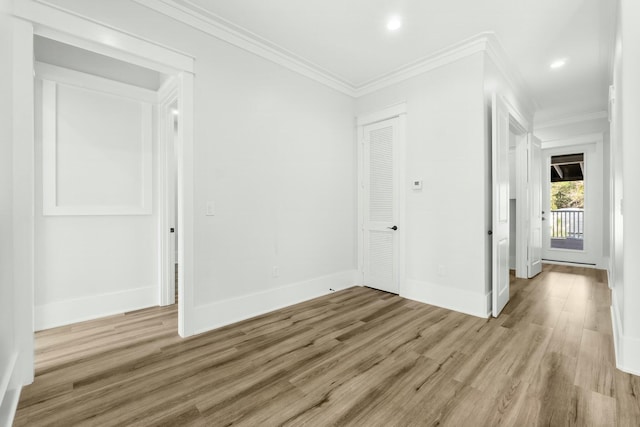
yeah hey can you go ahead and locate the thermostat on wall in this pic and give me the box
[412,180,423,190]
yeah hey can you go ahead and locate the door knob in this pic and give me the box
[488,230,493,235]
[388,225,398,230]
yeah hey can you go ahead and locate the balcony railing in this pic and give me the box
[551,209,584,239]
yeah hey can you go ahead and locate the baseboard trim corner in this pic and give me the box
[611,301,640,376]
[35,286,157,331]
[193,269,359,335]
[402,278,490,318]
[0,351,21,427]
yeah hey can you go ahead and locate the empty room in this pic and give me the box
[1,0,639,425]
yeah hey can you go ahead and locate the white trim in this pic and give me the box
[484,34,537,115]
[16,0,195,74]
[535,111,608,130]
[41,79,154,216]
[13,13,197,393]
[193,270,358,335]
[0,351,21,427]
[357,103,408,126]
[35,62,158,103]
[611,299,640,376]
[355,34,488,97]
[514,133,528,278]
[541,142,603,266]
[397,113,407,296]
[541,132,604,149]
[127,1,524,101]
[357,104,407,295]
[158,81,179,307]
[403,279,491,319]
[176,71,195,337]
[133,0,355,96]
[541,260,598,268]
[0,352,18,409]
[34,286,157,331]
[12,17,35,386]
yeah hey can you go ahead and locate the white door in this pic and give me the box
[528,134,542,277]
[363,118,399,294]
[492,93,510,317]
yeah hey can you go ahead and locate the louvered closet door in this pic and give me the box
[363,118,399,294]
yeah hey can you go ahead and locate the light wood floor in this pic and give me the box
[15,265,640,426]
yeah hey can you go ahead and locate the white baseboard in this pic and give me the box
[0,351,21,427]
[193,270,358,335]
[402,279,490,318]
[542,260,599,269]
[600,256,610,272]
[35,286,157,331]
[611,299,640,376]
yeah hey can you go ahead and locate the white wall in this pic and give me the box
[0,0,17,416]
[34,69,159,330]
[610,0,640,375]
[355,53,489,317]
[32,0,357,333]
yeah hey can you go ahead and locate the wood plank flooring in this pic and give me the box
[15,264,640,426]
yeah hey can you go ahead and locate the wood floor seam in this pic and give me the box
[15,265,640,426]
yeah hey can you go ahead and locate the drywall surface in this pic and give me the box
[0,0,15,378]
[609,0,640,375]
[34,0,357,332]
[355,53,488,316]
[34,72,159,329]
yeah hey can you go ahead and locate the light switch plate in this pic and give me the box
[412,180,423,190]
[206,201,215,216]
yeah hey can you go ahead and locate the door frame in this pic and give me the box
[158,80,178,307]
[541,133,604,267]
[493,97,532,282]
[356,103,407,294]
[12,0,196,383]
[511,126,529,279]
[491,93,532,317]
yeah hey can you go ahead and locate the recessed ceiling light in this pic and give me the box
[387,16,402,31]
[550,58,567,69]
[171,108,179,116]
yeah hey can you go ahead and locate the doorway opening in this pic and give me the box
[549,153,584,251]
[356,104,407,296]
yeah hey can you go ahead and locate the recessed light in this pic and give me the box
[171,108,179,116]
[387,16,402,31]
[550,58,567,69]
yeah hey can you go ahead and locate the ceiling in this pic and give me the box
[159,0,617,120]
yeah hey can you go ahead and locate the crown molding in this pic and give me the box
[133,1,531,102]
[535,110,608,130]
[353,34,490,97]
[28,0,534,105]
[20,0,195,74]
[133,0,357,96]
[484,33,537,116]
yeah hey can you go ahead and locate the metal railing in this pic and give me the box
[551,209,584,239]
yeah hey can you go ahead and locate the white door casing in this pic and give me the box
[528,134,543,277]
[492,93,510,317]
[362,118,400,294]
[541,138,604,266]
